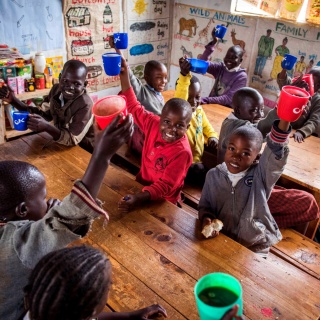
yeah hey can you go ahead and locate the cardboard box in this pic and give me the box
[7,77,17,94]
[3,66,16,80]
[16,76,25,94]
[16,64,32,80]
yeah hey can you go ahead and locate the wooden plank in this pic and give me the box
[92,207,320,320]
[272,229,320,279]
[16,89,51,101]
[6,128,33,139]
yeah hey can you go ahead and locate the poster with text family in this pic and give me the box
[125,0,170,81]
[63,0,121,92]
[249,19,320,106]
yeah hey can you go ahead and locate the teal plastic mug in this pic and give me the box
[194,273,243,320]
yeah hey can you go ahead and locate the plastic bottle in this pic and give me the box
[34,52,46,74]
[44,64,53,89]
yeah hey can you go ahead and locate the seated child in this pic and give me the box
[0,60,95,152]
[117,53,193,212]
[258,66,320,143]
[199,122,290,255]
[174,57,219,184]
[198,27,247,107]
[0,114,134,320]
[217,87,319,233]
[21,245,167,320]
[110,36,167,155]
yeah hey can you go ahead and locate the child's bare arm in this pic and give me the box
[118,191,151,213]
[118,50,131,92]
[0,85,28,110]
[277,119,290,132]
[82,114,134,199]
[27,114,61,140]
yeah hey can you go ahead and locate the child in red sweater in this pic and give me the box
[117,53,193,212]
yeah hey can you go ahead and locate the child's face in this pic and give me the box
[144,65,167,92]
[160,105,190,143]
[225,135,260,174]
[23,176,48,221]
[234,96,264,124]
[188,82,201,112]
[59,67,87,101]
[224,47,243,70]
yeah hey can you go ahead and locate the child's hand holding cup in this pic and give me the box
[281,54,297,70]
[277,85,310,122]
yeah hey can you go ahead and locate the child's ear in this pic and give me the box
[15,202,28,218]
[253,153,261,164]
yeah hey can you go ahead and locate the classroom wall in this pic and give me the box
[169,1,320,107]
[2,0,319,106]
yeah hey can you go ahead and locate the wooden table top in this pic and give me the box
[163,90,320,196]
[1,133,320,319]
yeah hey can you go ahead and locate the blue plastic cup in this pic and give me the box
[113,33,128,50]
[194,273,243,320]
[102,53,121,76]
[13,111,29,131]
[214,25,227,39]
[281,54,297,70]
[186,58,209,74]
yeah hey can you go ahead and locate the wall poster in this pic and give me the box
[0,0,64,54]
[172,4,256,92]
[125,0,170,82]
[249,18,320,106]
[63,0,121,92]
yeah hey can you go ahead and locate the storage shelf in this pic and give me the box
[6,128,33,139]
[16,88,50,100]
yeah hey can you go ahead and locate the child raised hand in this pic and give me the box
[0,114,134,320]
[179,56,191,76]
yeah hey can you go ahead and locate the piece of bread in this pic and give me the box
[202,219,223,238]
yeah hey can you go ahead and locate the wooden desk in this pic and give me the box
[2,133,320,319]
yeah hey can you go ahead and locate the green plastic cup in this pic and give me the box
[194,273,243,320]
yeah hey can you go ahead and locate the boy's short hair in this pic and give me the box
[163,98,192,123]
[63,60,88,75]
[229,126,263,151]
[0,161,44,213]
[144,60,166,76]
[190,75,200,85]
[232,87,263,108]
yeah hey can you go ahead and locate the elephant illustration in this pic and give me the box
[179,18,197,37]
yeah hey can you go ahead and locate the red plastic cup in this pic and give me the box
[292,74,314,96]
[277,86,310,122]
[92,95,127,129]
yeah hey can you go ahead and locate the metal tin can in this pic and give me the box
[35,74,45,89]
